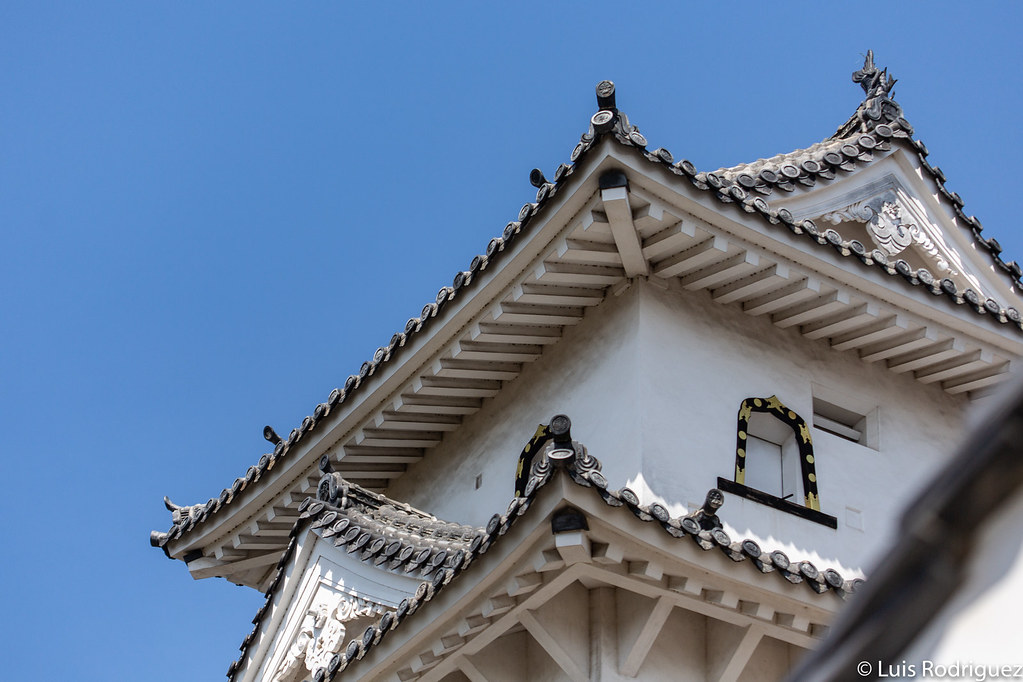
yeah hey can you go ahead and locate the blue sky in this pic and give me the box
[2,4,1021,680]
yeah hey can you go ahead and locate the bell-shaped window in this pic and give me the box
[718,396,836,528]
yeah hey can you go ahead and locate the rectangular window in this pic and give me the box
[812,396,877,449]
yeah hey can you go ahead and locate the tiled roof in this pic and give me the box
[153,52,1023,557]
[714,50,1021,285]
[225,425,862,681]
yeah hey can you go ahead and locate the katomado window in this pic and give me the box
[717,395,837,527]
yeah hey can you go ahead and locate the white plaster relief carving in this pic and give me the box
[821,200,875,226]
[272,594,384,682]
[868,201,915,256]
[819,189,983,292]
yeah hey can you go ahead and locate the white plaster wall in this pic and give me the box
[384,278,970,578]
[385,284,643,527]
[635,280,967,575]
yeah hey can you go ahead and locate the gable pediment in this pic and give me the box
[782,162,1016,305]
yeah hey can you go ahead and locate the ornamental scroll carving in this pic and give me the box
[273,594,383,682]
[821,190,961,277]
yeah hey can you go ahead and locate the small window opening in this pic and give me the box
[474,473,483,490]
[813,397,875,447]
[724,395,835,527]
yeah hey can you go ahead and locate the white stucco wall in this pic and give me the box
[384,282,644,523]
[382,278,969,578]
[634,280,967,575]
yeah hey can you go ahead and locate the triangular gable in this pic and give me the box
[714,51,1018,302]
[152,54,1023,594]
[229,426,857,681]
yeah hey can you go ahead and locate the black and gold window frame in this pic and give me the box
[719,395,837,528]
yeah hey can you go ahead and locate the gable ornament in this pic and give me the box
[272,594,381,682]
[821,190,955,276]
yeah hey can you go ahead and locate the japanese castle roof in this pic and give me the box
[152,52,1023,590]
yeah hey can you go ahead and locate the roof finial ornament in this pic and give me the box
[595,80,616,110]
[263,425,282,446]
[853,49,897,99]
[687,488,725,531]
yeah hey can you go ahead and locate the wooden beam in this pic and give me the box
[887,338,963,374]
[374,410,464,431]
[469,323,563,346]
[560,237,622,267]
[534,261,625,287]
[800,302,876,340]
[742,277,821,317]
[652,235,729,279]
[190,549,282,580]
[856,325,933,361]
[621,596,674,677]
[514,282,606,307]
[393,393,482,415]
[494,302,586,326]
[914,349,988,384]
[714,624,764,682]
[641,220,696,262]
[456,657,490,682]
[232,534,285,551]
[601,186,650,277]
[772,290,848,328]
[711,263,789,305]
[351,429,444,449]
[520,610,588,682]
[680,250,759,291]
[943,363,1011,394]
[831,315,909,353]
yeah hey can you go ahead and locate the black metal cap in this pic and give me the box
[552,506,589,534]
[598,169,629,191]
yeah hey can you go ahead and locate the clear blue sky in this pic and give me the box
[2,4,1020,680]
